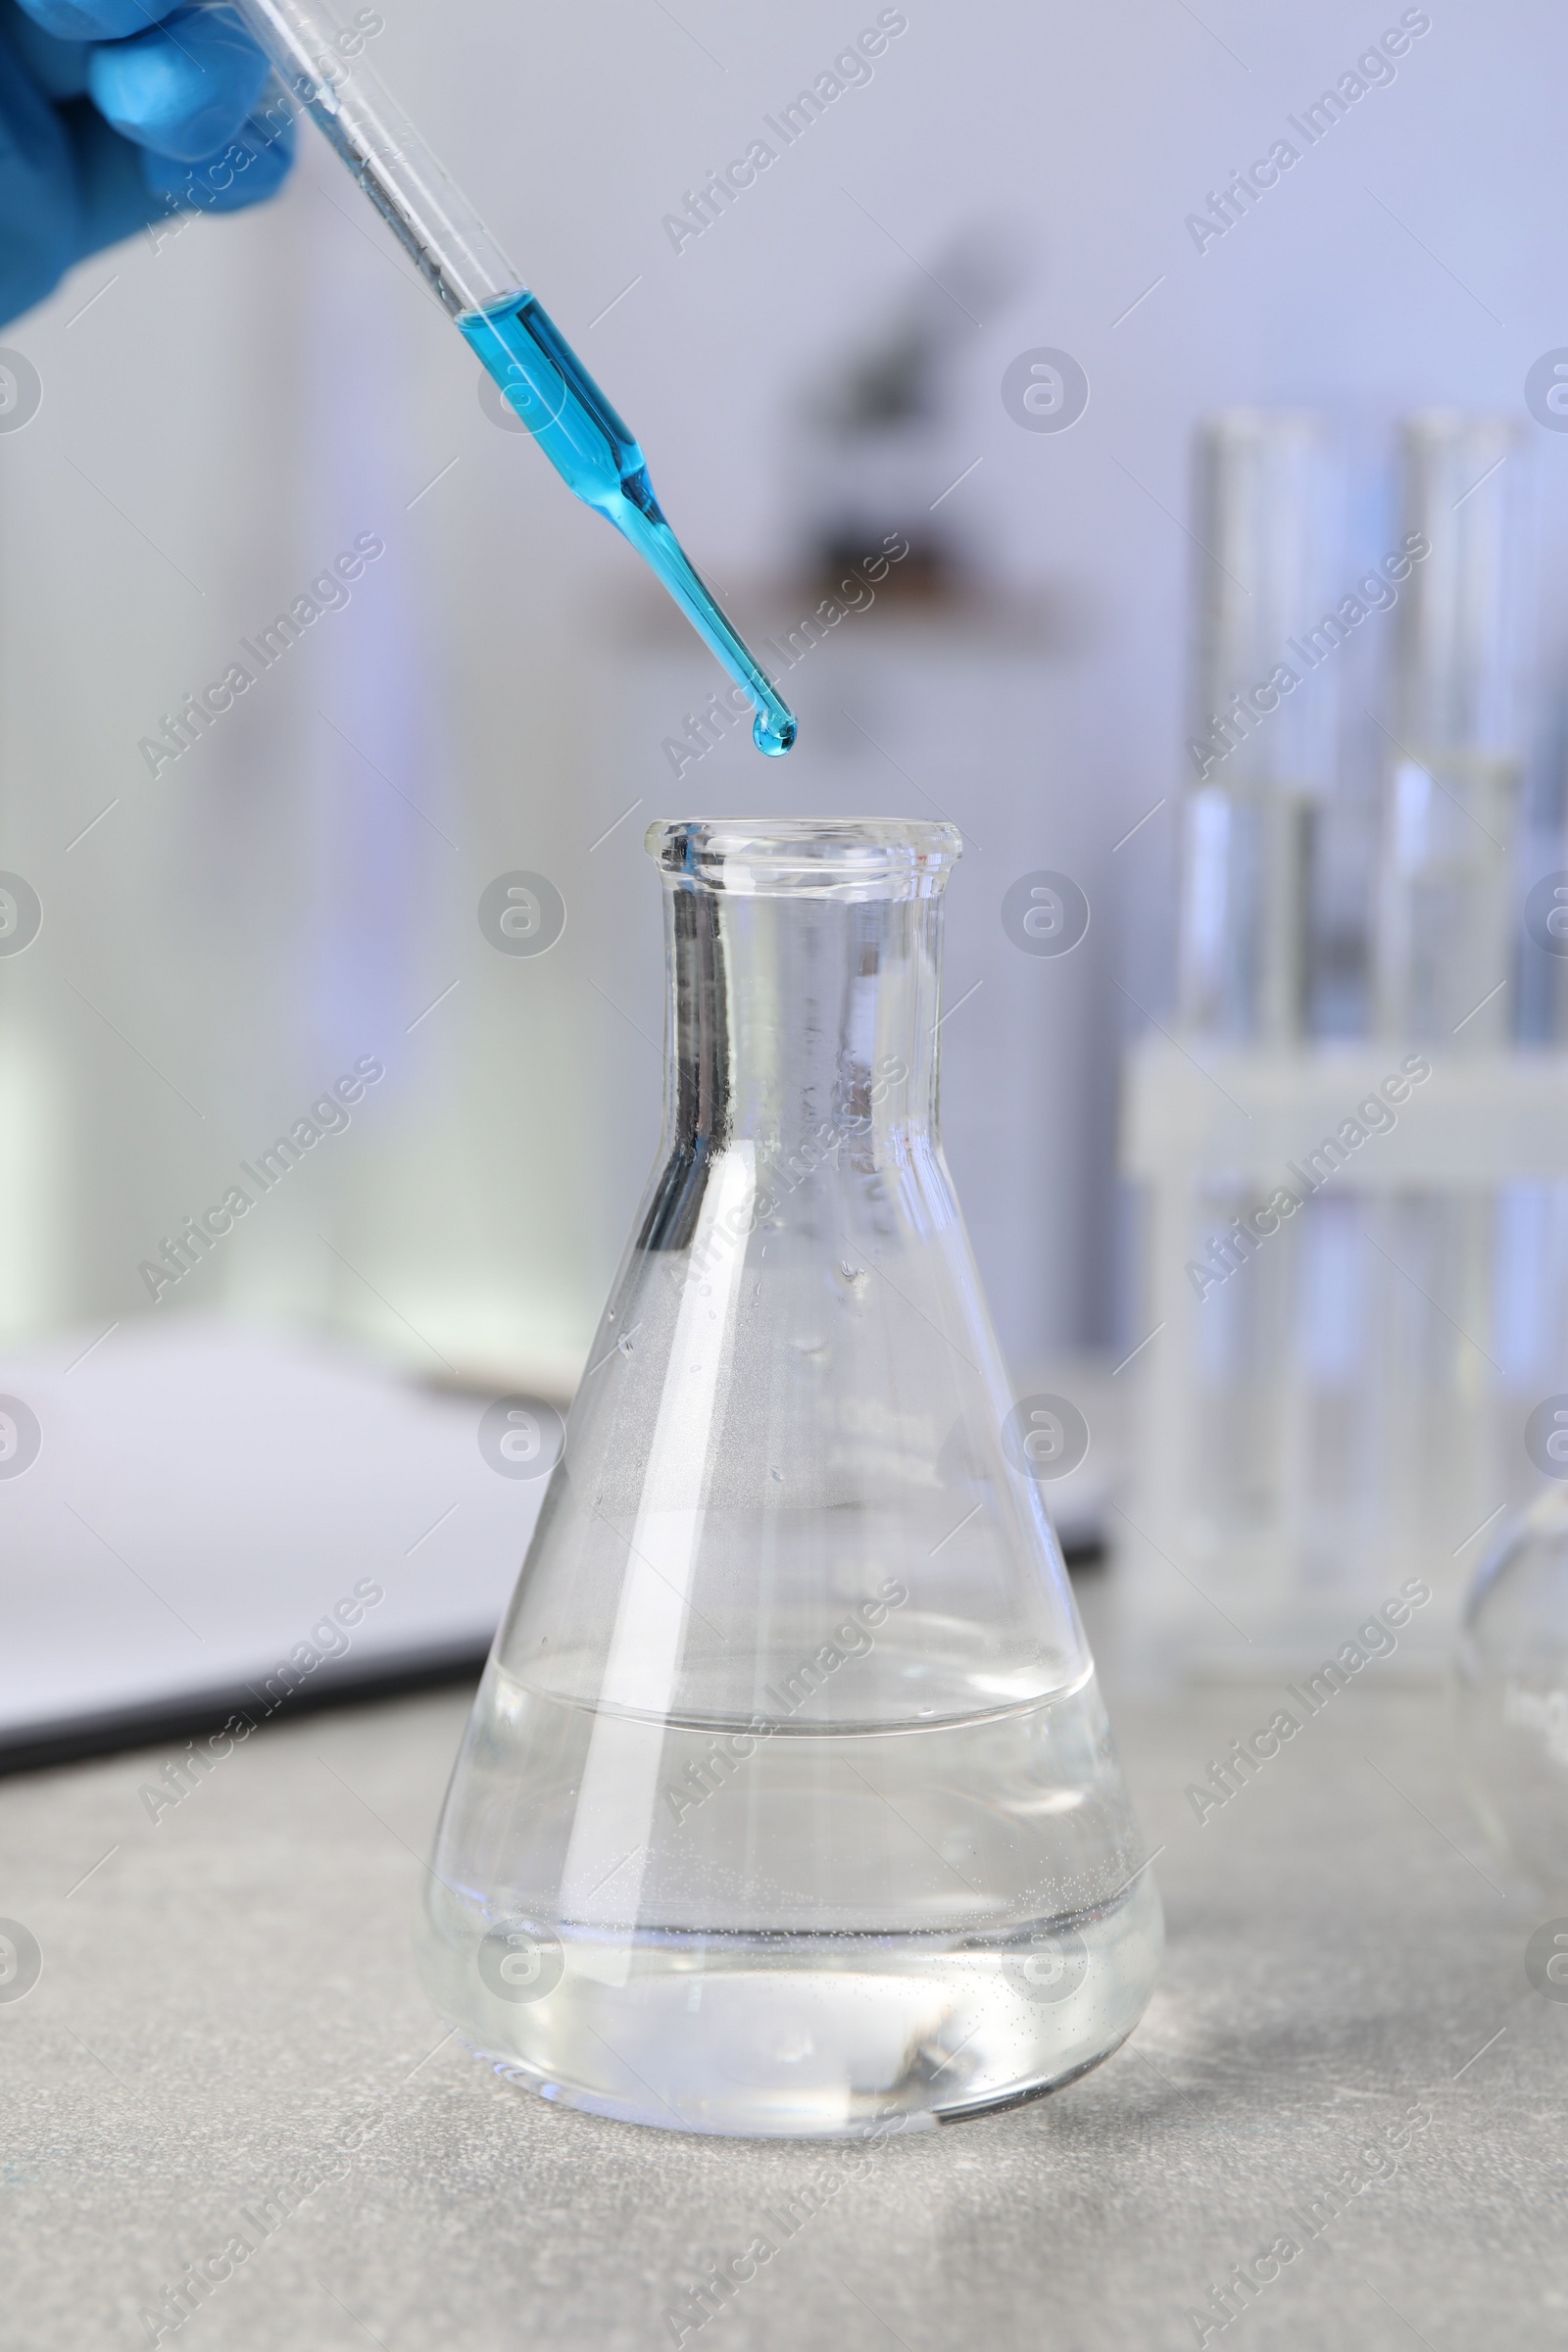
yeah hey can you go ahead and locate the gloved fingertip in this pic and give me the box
[139,101,294,218]
[88,13,270,163]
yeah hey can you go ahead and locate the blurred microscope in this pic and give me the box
[1121,410,1568,1676]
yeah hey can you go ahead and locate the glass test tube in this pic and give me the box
[1372,414,1531,1597]
[1174,417,1338,1601]
[1179,412,1338,1045]
[1375,412,1529,1049]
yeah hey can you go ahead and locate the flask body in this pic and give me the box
[418,818,1161,2135]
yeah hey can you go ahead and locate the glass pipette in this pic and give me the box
[229,0,796,756]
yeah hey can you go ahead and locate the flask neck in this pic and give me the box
[659,885,944,1162]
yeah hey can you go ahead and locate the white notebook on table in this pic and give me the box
[0,1318,546,1771]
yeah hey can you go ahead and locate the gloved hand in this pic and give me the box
[0,0,294,327]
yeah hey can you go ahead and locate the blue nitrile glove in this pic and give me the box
[0,0,293,326]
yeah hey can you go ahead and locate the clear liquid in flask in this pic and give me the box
[419,1642,1160,2136]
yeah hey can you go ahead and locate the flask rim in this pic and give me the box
[647,816,962,898]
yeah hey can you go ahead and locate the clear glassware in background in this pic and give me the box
[1457,1485,1568,1892]
[1175,414,1337,1581]
[417,816,1161,2137]
[1375,413,1529,1051]
[1179,411,1337,1047]
[1371,414,1532,1589]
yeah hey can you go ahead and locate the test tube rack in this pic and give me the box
[1116,1037,1568,1679]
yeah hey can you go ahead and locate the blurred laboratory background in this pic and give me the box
[5,0,1568,1736]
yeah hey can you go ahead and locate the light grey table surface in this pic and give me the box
[3,1596,1565,2352]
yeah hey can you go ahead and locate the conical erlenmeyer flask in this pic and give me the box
[417,817,1161,2136]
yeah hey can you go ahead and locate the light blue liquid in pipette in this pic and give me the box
[461,293,796,757]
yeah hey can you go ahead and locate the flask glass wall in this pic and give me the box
[417,817,1160,2136]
